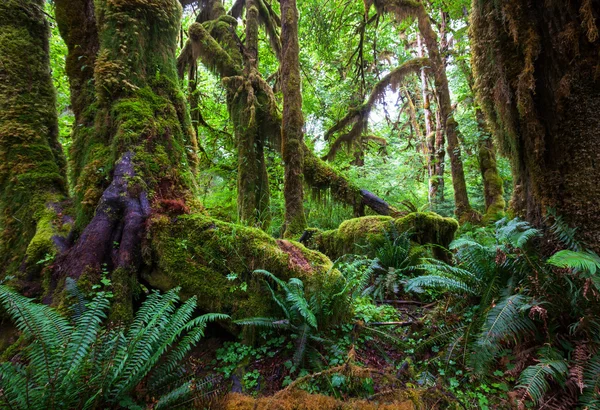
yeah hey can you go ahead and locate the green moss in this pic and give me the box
[309,212,459,260]
[145,214,336,320]
[68,0,200,230]
[302,149,363,210]
[110,267,135,323]
[0,0,67,278]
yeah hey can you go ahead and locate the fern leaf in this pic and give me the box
[405,275,476,295]
[547,250,600,275]
[517,359,568,405]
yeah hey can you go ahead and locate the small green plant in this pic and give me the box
[366,230,425,300]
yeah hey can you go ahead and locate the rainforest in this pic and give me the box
[1,0,599,408]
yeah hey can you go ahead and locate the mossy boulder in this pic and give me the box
[308,212,459,260]
[144,214,338,320]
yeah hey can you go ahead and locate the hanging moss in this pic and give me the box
[308,213,458,260]
[144,214,338,320]
[471,0,600,250]
[0,0,68,280]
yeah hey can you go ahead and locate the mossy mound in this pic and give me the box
[308,212,459,260]
[145,214,338,320]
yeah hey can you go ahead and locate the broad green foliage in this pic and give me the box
[0,284,227,409]
[404,217,600,407]
[235,262,365,366]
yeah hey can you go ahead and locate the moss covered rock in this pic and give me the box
[308,212,459,260]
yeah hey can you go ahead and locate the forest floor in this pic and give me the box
[176,299,500,409]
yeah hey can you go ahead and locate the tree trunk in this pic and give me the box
[431,104,445,202]
[281,0,308,238]
[454,46,506,224]
[54,0,100,231]
[471,0,600,250]
[373,0,477,221]
[417,35,437,207]
[0,0,68,290]
[476,111,505,223]
[234,0,271,229]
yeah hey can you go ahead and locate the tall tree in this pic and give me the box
[27,0,338,321]
[281,0,308,237]
[417,34,439,206]
[471,0,600,249]
[0,0,67,289]
[369,0,478,221]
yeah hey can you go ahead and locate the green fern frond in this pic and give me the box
[547,250,600,275]
[234,317,292,329]
[58,292,110,389]
[154,380,194,410]
[293,323,311,365]
[415,324,466,352]
[405,275,476,295]
[471,295,535,373]
[547,208,583,251]
[517,357,568,405]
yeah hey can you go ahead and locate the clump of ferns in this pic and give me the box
[405,216,600,408]
[363,229,427,301]
[234,257,377,368]
[404,218,545,374]
[0,281,228,410]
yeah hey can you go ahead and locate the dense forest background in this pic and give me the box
[1,0,599,408]
[49,0,514,230]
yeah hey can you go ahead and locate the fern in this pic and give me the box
[580,353,600,408]
[405,275,477,295]
[471,294,536,372]
[547,208,583,251]
[0,284,227,409]
[517,351,568,406]
[236,268,353,367]
[547,250,600,275]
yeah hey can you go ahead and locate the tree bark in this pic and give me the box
[281,0,308,238]
[54,0,100,230]
[471,0,600,250]
[0,0,68,289]
[417,35,437,207]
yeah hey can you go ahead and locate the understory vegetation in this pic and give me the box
[1,0,599,409]
[3,218,600,408]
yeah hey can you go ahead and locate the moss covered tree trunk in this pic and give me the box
[51,0,201,318]
[476,112,505,223]
[472,0,600,250]
[0,0,68,290]
[417,34,437,207]
[54,0,99,219]
[281,0,308,238]
[233,0,272,229]
[456,52,506,223]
